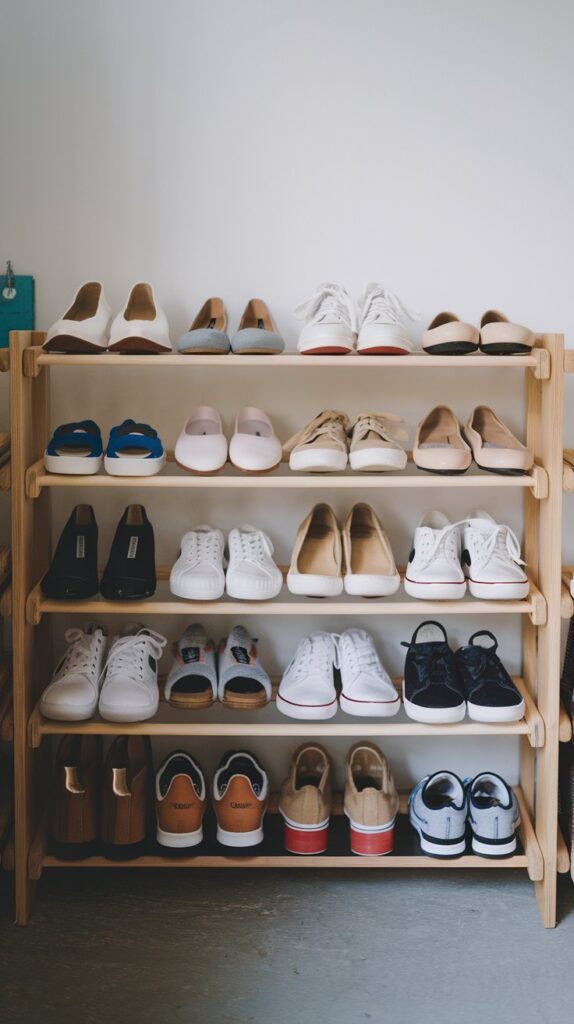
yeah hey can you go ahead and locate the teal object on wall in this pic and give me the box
[0,266,34,348]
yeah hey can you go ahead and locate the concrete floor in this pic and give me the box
[1,870,574,1023]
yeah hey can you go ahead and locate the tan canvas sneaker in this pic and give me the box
[287,503,343,597]
[279,744,332,854]
[479,310,534,355]
[422,312,480,355]
[465,406,533,474]
[342,503,400,597]
[348,412,408,472]
[283,410,350,473]
[413,406,472,474]
[344,742,399,856]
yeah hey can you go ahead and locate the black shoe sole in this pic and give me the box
[424,341,480,355]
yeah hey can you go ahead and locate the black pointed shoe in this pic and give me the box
[100,504,156,601]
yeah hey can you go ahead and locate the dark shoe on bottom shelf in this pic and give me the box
[101,736,153,856]
[100,504,156,601]
[41,504,99,600]
[155,751,207,848]
[51,735,102,858]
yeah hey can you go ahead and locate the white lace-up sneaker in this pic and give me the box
[295,282,357,355]
[462,511,528,599]
[276,632,339,719]
[356,285,421,355]
[404,511,467,599]
[338,629,400,717]
[348,413,408,472]
[40,626,107,720]
[98,625,167,722]
[170,526,226,600]
[226,526,283,600]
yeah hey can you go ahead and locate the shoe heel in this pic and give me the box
[283,822,329,855]
[350,825,394,856]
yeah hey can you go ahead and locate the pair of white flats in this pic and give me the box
[175,407,281,474]
[43,281,171,354]
[170,525,283,601]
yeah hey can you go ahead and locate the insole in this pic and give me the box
[225,677,265,694]
[116,446,150,459]
[172,674,211,694]
[188,418,219,436]
[55,444,92,456]
[353,772,381,793]
[297,773,321,788]
[299,525,337,575]
[350,524,390,574]
[239,419,270,438]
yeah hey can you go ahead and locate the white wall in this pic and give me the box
[1,0,573,787]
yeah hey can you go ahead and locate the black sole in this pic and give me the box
[476,466,527,477]
[416,467,470,477]
[424,342,480,356]
[480,343,532,355]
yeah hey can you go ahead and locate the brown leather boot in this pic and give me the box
[101,736,152,854]
[51,735,102,857]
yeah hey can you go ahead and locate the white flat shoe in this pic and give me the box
[175,407,228,473]
[108,283,172,354]
[43,282,111,353]
[229,407,282,472]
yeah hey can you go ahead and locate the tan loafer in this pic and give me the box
[422,312,480,355]
[342,503,400,597]
[287,503,343,597]
[413,406,472,475]
[479,310,534,355]
[278,744,332,854]
[344,742,399,856]
[465,406,533,474]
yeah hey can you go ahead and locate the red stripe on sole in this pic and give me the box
[350,825,394,856]
[284,823,329,855]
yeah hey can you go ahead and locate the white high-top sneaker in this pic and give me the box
[462,511,528,599]
[356,284,421,355]
[98,625,167,722]
[295,282,357,355]
[226,526,283,600]
[276,632,339,720]
[338,629,400,718]
[40,625,107,720]
[169,526,226,600]
[404,511,467,600]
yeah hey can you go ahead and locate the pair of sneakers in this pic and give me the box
[283,410,407,473]
[44,419,166,477]
[43,281,171,354]
[409,771,520,858]
[40,624,166,723]
[175,406,282,474]
[156,750,269,848]
[170,525,283,601]
[405,510,528,600]
[295,282,420,355]
[165,624,271,710]
[276,629,400,720]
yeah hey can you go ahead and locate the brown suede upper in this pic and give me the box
[344,742,398,828]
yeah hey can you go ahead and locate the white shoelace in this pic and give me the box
[182,527,223,567]
[351,412,408,445]
[101,629,166,685]
[474,523,525,567]
[294,282,357,330]
[232,526,275,569]
[291,633,341,679]
[360,284,421,327]
[340,633,380,676]
[56,628,103,680]
[416,520,467,569]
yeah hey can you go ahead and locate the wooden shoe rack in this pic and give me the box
[0,346,14,882]
[9,331,567,926]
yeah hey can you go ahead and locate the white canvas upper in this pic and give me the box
[43,282,112,351]
[229,407,282,472]
[174,407,228,473]
[276,632,339,719]
[226,526,283,600]
[295,282,357,354]
[404,511,467,599]
[356,285,421,355]
[170,526,226,600]
[40,626,107,721]
[338,629,400,717]
[98,626,167,722]
[109,282,172,352]
[462,511,528,599]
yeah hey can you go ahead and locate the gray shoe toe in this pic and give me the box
[176,329,230,353]
[231,329,284,354]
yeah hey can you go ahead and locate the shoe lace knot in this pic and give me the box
[103,629,166,684]
[294,282,356,330]
[360,285,421,327]
[351,412,408,444]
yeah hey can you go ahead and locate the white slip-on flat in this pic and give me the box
[229,407,282,473]
[174,407,228,473]
[108,283,172,354]
[43,282,111,353]
[465,406,533,475]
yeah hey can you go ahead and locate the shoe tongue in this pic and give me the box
[231,645,250,665]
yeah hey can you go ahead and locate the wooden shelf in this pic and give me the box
[0,348,9,372]
[24,346,550,378]
[563,450,574,491]
[557,826,570,874]
[28,674,543,748]
[559,703,573,743]
[25,456,548,499]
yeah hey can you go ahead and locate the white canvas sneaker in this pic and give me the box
[276,632,339,720]
[43,282,112,353]
[348,412,408,472]
[108,282,172,354]
[283,410,350,473]
[40,626,107,721]
[174,407,228,473]
[404,511,467,599]
[170,526,226,600]
[229,408,282,473]
[356,284,421,355]
[338,629,400,717]
[462,511,528,599]
[226,526,283,600]
[295,282,357,355]
[98,625,167,722]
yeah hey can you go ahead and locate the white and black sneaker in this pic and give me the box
[462,511,528,600]
[468,773,520,857]
[402,621,466,723]
[40,625,107,721]
[404,512,466,600]
[455,631,525,722]
[98,624,166,722]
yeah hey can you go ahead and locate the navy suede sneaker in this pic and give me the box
[401,621,466,723]
[455,631,525,723]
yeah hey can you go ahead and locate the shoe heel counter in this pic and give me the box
[214,777,266,834]
[156,776,205,836]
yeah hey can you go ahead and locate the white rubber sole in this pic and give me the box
[412,824,467,857]
[297,338,354,355]
[156,825,203,848]
[225,575,283,601]
[40,700,98,722]
[471,833,517,857]
[169,576,225,601]
[286,573,344,598]
[349,448,407,472]
[404,578,467,600]
[466,700,525,723]
[402,684,466,723]
[344,573,400,597]
[289,450,348,473]
[98,700,159,723]
[276,692,338,720]
[467,579,529,600]
[216,823,265,847]
[104,454,166,477]
[44,452,103,475]
[339,692,400,717]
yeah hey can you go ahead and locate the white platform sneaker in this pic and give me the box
[226,526,283,600]
[170,526,226,600]
[404,511,467,599]
[43,282,111,353]
[356,284,421,355]
[40,626,107,720]
[338,629,400,717]
[98,625,167,722]
[295,282,357,355]
[276,632,339,720]
[462,511,529,599]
